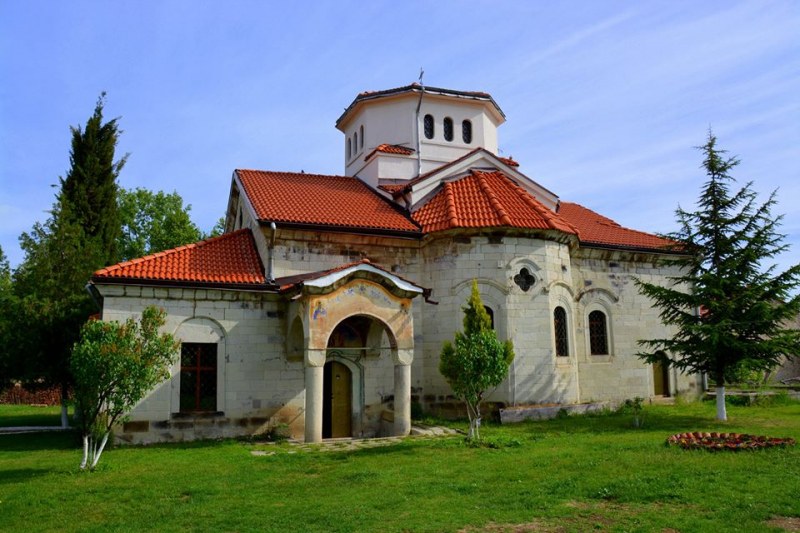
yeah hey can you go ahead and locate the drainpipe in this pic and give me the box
[267,222,277,283]
[414,81,425,176]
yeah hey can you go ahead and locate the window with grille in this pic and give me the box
[180,343,217,412]
[443,117,453,141]
[554,306,569,357]
[462,120,472,143]
[424,114,434,139]
[588,310,609,355]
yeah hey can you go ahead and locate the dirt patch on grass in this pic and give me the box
[766,516,800,531]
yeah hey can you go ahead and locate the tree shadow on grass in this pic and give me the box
[514,411,724,436]
[0,431,79,452]
[0,468,53,485]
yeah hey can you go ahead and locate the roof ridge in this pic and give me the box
[474,170,512,226]
[443,182,459,228]
[504,175,579,236]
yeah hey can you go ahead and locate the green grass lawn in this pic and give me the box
[1,400,799,532]
[0,404,63,427]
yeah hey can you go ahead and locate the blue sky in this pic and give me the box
[1,1,798,277]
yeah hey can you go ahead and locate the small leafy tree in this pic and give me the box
[439,280,514,441]
[70,306,179,470]
[117,187,203,261]
[636,133,800,421]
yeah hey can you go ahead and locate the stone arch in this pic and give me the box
[575,286,619,304]
[300,278,417,442]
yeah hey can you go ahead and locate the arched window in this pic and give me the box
[483,305,495,330]
[360,125,364,148]
[443,117,454,141]
[554,307,569,357]
[588,310,609,355]
[354,132,358,153]
[347,138,351,160]
[462,120,472,144]
[424,114,434,139]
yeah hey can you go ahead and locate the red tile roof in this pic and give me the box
[378,183,407,194]
[413,170,577,234]
[365,144,415,160]
[558,202,675,252]
[92,229,266,286]
[236,170,420,234]
[498,156,519,167]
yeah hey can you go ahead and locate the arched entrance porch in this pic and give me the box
[281,261,427,443]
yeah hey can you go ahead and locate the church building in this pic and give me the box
[89,84,702,444]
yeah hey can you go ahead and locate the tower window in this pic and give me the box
[354,132,358,153]
[462,120,473,144]
[347,138,351,160]
[443,117,453,141]
[423,114,434,139]
[360,125,364,148]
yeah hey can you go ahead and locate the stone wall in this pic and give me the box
[97,284,305,444]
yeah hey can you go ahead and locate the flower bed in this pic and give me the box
[667,432,796,451]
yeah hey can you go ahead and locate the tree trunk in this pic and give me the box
[90,431,110,470]
[80,435,89,470]
[715,372,727,421]
[60,383,69,428]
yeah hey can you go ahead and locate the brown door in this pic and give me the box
[323,360,352,438]
[653,360,669,396]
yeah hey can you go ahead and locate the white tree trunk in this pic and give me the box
[60,402,69,428]
[716,386,727,421]
[90,432,110,470]
[80,435,89,470]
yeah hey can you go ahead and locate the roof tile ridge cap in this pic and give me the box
[443,181,459,228]
[475,170,512,226]
[509,179,579,236]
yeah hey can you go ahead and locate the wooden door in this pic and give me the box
[323,361,352,438]
[653,360,669,396]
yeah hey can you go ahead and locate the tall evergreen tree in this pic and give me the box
[0,245,16,390]
[9,95,126,424]
[636,133,800,421]
[59,92,127,265]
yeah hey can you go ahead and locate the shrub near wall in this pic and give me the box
[0,383,63,405]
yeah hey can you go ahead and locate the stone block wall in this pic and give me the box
[97,284,306,444]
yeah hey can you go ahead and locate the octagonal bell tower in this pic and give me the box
[335,84,506,189]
